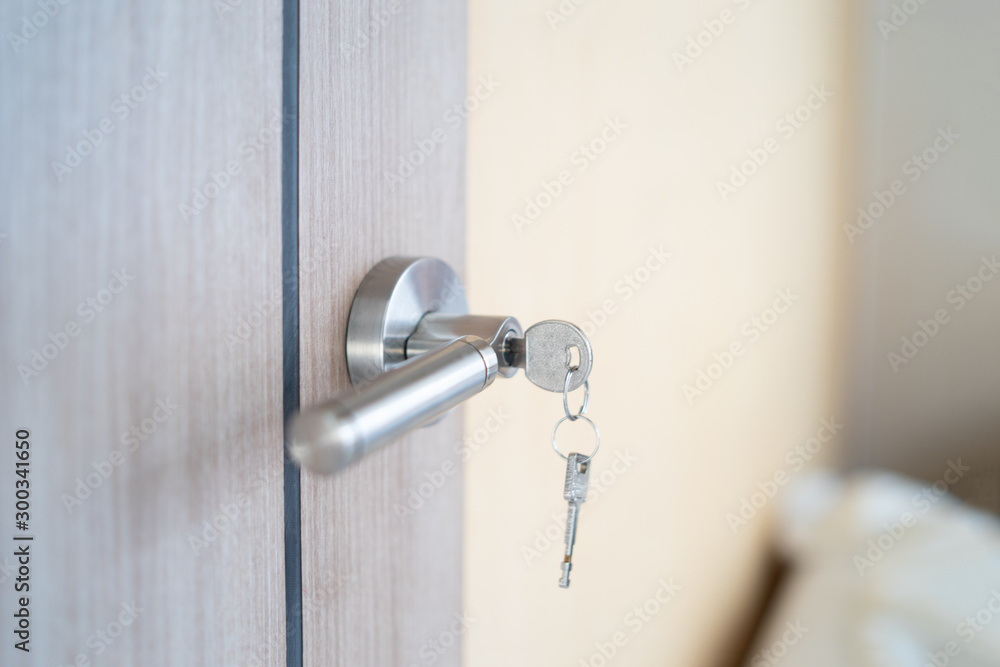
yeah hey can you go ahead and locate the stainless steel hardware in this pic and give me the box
[288,336,497,473]
[519,320,592,392]
[287,256,593,475]
[558,452,591,588]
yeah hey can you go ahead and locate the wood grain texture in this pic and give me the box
[298,1,467,665]
[0,2,286,665]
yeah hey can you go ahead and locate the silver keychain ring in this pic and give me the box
[562,367,589,421]
[551,415,601,463]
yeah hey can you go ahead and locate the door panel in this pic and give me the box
[0,2,286,664]
[298,1,467,665]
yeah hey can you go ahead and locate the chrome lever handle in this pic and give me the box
[286,256,589,476]
[288,336,497,474]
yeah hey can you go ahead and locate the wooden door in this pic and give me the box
[297,1,467,665]
[0,1,465,665]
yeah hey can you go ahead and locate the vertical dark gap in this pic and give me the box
[725,555,790,667]
[281,0,302,666]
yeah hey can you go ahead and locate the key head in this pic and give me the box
[564,453,591,503]
[523,320,593,392]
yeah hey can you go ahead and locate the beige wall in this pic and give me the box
[464,1,850,665]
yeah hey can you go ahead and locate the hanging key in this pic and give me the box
[511,320,593,393]
[559,452,591,588]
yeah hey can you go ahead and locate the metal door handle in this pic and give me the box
[288,336,497,473]
[287,256,589,475]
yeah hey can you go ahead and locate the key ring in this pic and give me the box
[562,366,589,421]
[551,414,600,463]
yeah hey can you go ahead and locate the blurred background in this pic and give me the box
[2,0,999,665]
[464,1,1000,665]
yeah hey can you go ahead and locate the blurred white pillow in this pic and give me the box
[746,467,1000,667]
